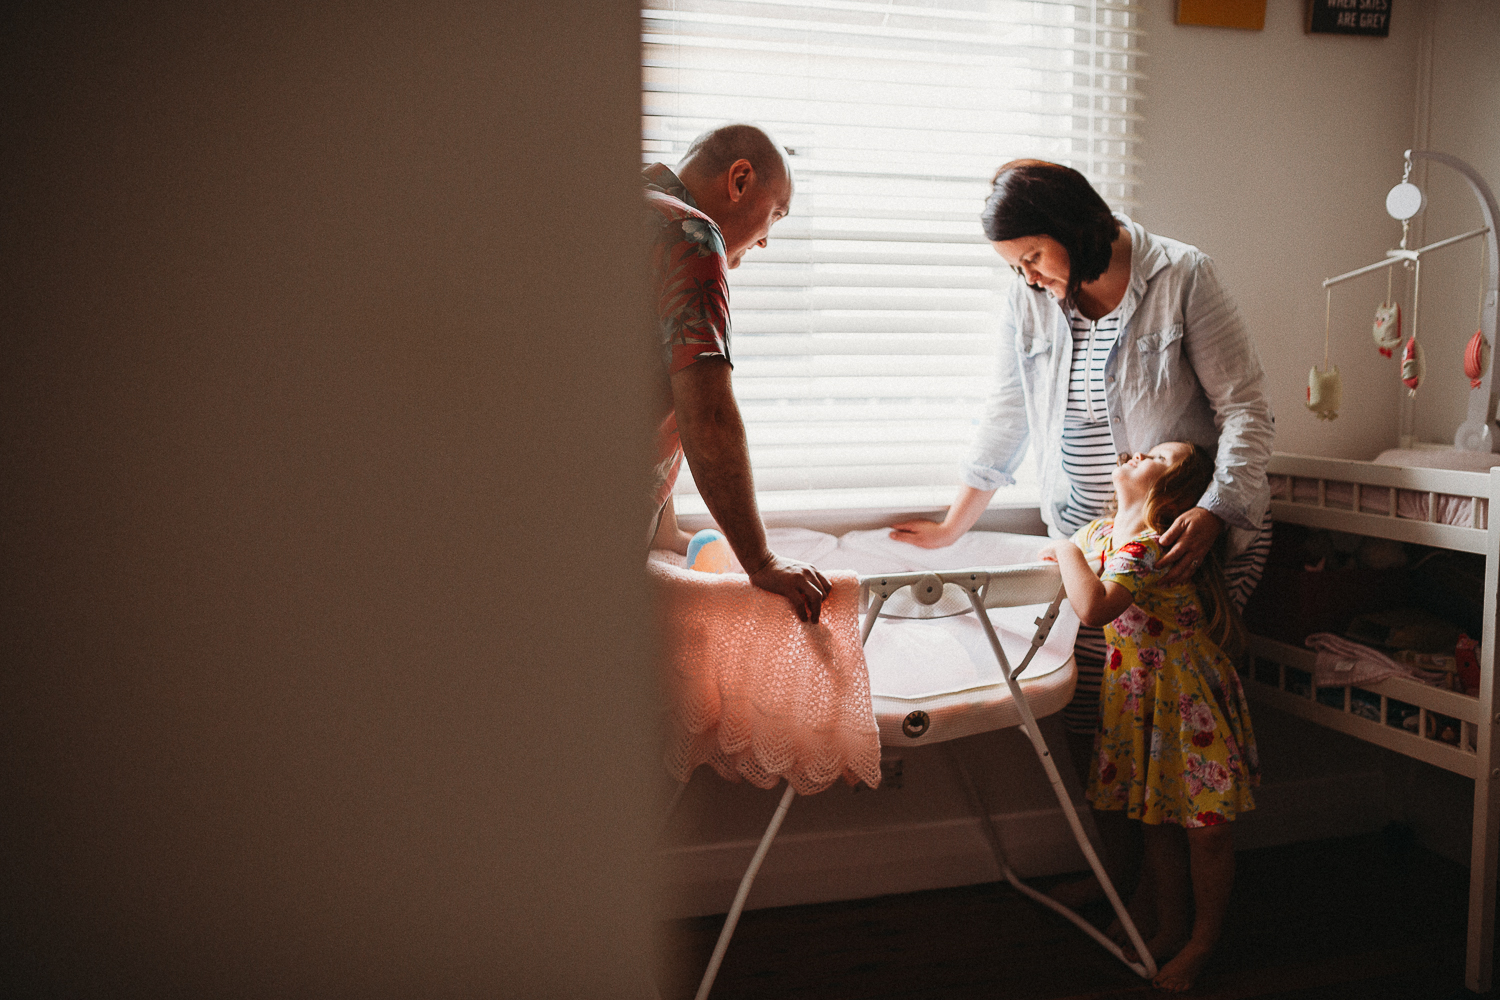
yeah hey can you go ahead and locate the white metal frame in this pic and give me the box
[667,566,1157,1000]
[1247,454,1500,992]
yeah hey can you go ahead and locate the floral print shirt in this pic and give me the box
[643,163,733,516]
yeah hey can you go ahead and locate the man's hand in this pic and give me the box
[748,554,832,624]
[1156,507,1225,585]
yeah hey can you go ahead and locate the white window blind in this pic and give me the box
[643,0,1145,513]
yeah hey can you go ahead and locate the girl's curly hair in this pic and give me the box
[1134,443,1245,662]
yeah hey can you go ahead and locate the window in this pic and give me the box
[643,0,1145,513]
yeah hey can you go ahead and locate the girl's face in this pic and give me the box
[1113,442,1192,503]
[992,235,1071,300]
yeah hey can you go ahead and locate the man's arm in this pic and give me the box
[671,358,832,623]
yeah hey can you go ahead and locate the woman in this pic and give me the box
[891,161,1274,885]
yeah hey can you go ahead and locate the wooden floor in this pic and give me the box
[656,828,1497,999]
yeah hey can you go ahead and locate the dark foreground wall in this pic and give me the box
[2,3,657,996]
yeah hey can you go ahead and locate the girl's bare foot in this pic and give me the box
[1122,927,1187,969]
[1152,940,1212,992]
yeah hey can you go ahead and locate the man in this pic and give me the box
[644,123,831,623]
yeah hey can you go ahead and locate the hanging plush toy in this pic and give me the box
[1401,336,1425,395]
[1307,285,1342,420]
[1464,244,1489,389]
[1307,365,1342,420]
[1465,329,1489,389]
[1372,302,1401,357]
[1399,256,1426,397]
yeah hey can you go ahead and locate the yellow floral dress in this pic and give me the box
[1075,518,1259,828]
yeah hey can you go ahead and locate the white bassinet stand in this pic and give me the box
[675,562,1157,999]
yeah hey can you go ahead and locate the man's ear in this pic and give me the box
[725,159,754,203]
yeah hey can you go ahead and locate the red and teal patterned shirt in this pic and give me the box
[643,163,732,516]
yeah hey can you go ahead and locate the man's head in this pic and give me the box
[675,124,793,269]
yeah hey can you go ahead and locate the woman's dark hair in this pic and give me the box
[980,160,1121,305]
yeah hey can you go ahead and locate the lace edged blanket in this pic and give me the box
[649,556,881,795]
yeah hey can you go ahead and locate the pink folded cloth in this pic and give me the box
[648,556,881,794]
[1304,633,1408,687]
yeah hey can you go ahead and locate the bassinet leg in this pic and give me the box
[963,588,1157,979]
[695,782,797,1000]
[946,735,1155,980]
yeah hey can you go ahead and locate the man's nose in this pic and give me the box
[756,237,768,249]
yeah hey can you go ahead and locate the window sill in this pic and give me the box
[675,487,1045,537]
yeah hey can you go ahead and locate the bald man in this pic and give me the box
[644,123,831,623]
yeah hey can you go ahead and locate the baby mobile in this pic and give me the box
[1308,150,1499,439]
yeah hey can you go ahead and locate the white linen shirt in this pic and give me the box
[961,215,1274,551]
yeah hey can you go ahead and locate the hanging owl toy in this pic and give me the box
[1372,268,1401,357]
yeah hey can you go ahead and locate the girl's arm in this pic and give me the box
[1046,540,1135,628]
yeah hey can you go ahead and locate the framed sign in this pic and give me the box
[1177,0,1266,30]
[1306,0,1391,37]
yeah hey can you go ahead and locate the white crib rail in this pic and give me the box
[1250,456,1500,992]
[1267,453,1490,553]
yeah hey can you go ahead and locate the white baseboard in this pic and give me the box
[657,768,1389,919]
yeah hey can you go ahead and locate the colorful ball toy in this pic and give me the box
[685,529,733,573]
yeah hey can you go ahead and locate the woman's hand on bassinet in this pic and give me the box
[749,555,833,624]
[887,518,959,548]
[1036,543,1058,563]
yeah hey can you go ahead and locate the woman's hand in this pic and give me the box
[1036,542,1059,563]
[889,485,998,548]
[1156,507,1225,585]
[888,518,959,549]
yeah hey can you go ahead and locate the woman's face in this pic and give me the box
[992,235,1071,300]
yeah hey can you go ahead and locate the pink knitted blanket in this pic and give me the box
[648,557,881,794]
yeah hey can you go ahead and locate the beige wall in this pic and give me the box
[2,3,657,996]
[1137,0,1423,460]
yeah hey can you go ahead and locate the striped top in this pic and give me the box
[1057,306,1123,535]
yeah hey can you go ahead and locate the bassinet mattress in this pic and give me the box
[1268,448,1499,529]
[764,527,1077,745]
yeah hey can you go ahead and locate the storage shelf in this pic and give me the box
[1245,635,1478,778]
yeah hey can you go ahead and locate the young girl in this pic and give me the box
[1039,441,1259,993]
